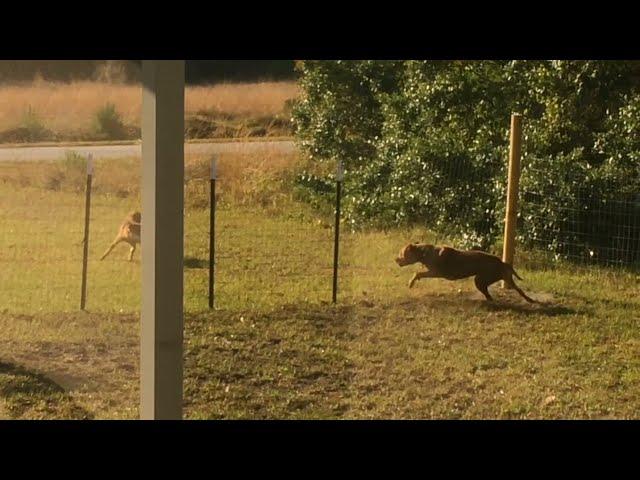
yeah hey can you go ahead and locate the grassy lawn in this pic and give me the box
[1,153,639,419]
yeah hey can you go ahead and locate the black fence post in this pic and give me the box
[332,159,343,304]
[209,156,217,309]
[80,154,93,310]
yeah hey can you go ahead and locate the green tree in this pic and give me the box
[293,60,640,263]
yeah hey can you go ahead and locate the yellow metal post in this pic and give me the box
[502,113,522,288]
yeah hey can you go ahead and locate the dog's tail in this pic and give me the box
[505,263,523,281]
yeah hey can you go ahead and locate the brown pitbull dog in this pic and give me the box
[395,243,536,303]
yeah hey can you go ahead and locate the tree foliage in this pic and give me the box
[293,60,640,263]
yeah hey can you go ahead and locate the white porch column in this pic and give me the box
[140,60,185,420]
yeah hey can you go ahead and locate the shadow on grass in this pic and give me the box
[480,300,577,317]
[382,291,579,318]
[185,256,208,269]
[565,291,640,313]
[0,361,93,419]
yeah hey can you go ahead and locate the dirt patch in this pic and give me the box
[0,360,94,419]
[0,339,138,419]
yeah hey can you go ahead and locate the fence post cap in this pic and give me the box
[210,156,217,180]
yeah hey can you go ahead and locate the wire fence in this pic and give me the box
[0,147,347,314]
[0,178,86,312]
[183,153,344,311]
[0,153,143,313]
[520,164,640,269]
[2,125,639,315]
[2,143,639,316]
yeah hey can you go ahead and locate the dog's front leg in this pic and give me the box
[409,270,438,288]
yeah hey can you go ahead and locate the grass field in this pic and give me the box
[0,81,298,143]
[1,151,639,419]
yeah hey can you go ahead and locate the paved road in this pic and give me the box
[0,140,297,162]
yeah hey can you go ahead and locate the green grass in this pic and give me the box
[0,188,338,314]
[1,155,639,419]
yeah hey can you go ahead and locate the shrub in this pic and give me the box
[93,103,127,140]
[19,105,49,142]
[43,151,87,192]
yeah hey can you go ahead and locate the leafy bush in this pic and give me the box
[43,151,87,192]
[0,105,53,143]
[19,105,50,142]
[93,103,127,140]
[293,60,640,264]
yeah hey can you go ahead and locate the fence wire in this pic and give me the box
[3,141,638,315]
[0,153,143,314]
[183,155,343,311]
[520,164,640,269]
[0,146,349,314]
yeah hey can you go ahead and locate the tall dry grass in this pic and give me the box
[186,82,298,117]
[0,80,299,134]
[0,150,304,212]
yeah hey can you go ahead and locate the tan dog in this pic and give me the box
[100,211,141,261]
[395,243,535,303]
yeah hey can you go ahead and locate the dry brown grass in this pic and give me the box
[186,82,298,117]
[0,81,141,134]
[185,150,303,209]
[0,80,299,136]
[0,149,303,211]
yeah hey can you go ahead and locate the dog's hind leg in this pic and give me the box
[474,276,494,301]
[100,236,123,260]
[504,277,537,303]
[128,243,137,262]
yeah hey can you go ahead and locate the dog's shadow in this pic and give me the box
[481,300,576,317]
[107,256,207,268]
[184,256,208,269]
[448,286,577,316]
[396,292,577,317]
